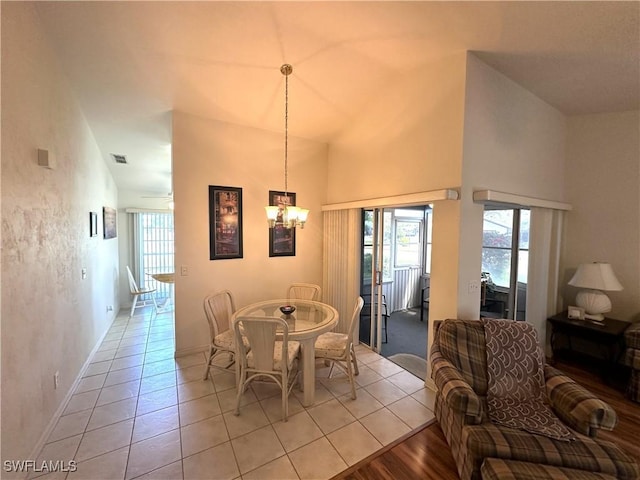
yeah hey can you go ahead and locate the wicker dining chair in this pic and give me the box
[287,283,321,301]
[202,290,247,381]
[233,316,300,422]
[314,296,364,399]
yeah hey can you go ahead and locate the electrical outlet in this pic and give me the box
[180,265,188,276]
[81,268,87,279]
[54,371,59,389]
[106,305,113,312]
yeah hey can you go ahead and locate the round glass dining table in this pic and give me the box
[232,299,339,407]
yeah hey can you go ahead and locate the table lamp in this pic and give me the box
[568,262,623,321]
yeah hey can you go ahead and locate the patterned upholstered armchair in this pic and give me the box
[431,319,639,480]
[625,322,640,403]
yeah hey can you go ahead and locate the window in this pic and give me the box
[394,218,422,267]
[394,208,424,267]
[362,210,393,283]
[482,208,529,319]
[481,209,529,287]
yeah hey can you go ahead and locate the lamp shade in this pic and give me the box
[568,262,623,291]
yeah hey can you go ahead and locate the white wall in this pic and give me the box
[462,55,567,200]
[327,53,467,204]
[172,112,328,354]
[327,53,469,335]
[562,110,640,322]
[461,54,567,341]
[1,3,120,463]
[327,52,567,332]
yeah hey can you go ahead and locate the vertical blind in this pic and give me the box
[322,209,361,334]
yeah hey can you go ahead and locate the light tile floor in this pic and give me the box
[32,308,436,480]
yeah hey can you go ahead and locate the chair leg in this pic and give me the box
[130,294,139,318]
[346,353,356,400]
[150,291,159,314]
[234,372,247,416]
[203,346,214,380]
[327,361,335,378]
[234,356,242,391]
[282,371,288,422]
[351,344,359,376]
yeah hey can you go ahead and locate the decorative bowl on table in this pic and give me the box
[279,305,296,315]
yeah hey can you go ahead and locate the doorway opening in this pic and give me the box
[131,211,175,307]
[359,205,432,364]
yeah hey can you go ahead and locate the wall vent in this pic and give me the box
[112,154,128,164]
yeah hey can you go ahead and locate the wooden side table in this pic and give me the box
[547,311,628,376]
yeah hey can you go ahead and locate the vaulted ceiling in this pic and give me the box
[33,1,639,195]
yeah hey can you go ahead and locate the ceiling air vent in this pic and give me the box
[112,154,128,164]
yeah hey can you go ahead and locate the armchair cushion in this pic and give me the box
[481,458,618,480]
[464,424,637,480]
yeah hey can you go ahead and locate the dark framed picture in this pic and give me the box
[89,211,98,237]
[209,185,243,260]
[269,190,296,257]
[103,207,117,239]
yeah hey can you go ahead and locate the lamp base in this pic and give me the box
[575,289,611,321]
[583,312,605,322]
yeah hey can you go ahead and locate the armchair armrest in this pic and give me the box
[431,344,482,424]
[544,365,618,437]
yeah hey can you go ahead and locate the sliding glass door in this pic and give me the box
[481,207,529,320]
[359,209,386,351]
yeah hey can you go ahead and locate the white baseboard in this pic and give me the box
[175,344,208,358]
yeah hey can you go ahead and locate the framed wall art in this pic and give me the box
[209,185,243,260]
[268,190,296,257]
[89,211,98,237]
[103,207,117,239]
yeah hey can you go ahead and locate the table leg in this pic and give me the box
[299,339,315,407]
[157,283,174,311]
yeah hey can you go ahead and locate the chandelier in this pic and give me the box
[265,64,309,229]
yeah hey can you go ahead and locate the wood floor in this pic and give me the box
[334,360,640,480]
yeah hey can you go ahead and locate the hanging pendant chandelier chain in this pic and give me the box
[284,67,289,196]
[281,64,292,198]
[265,64,307,230]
